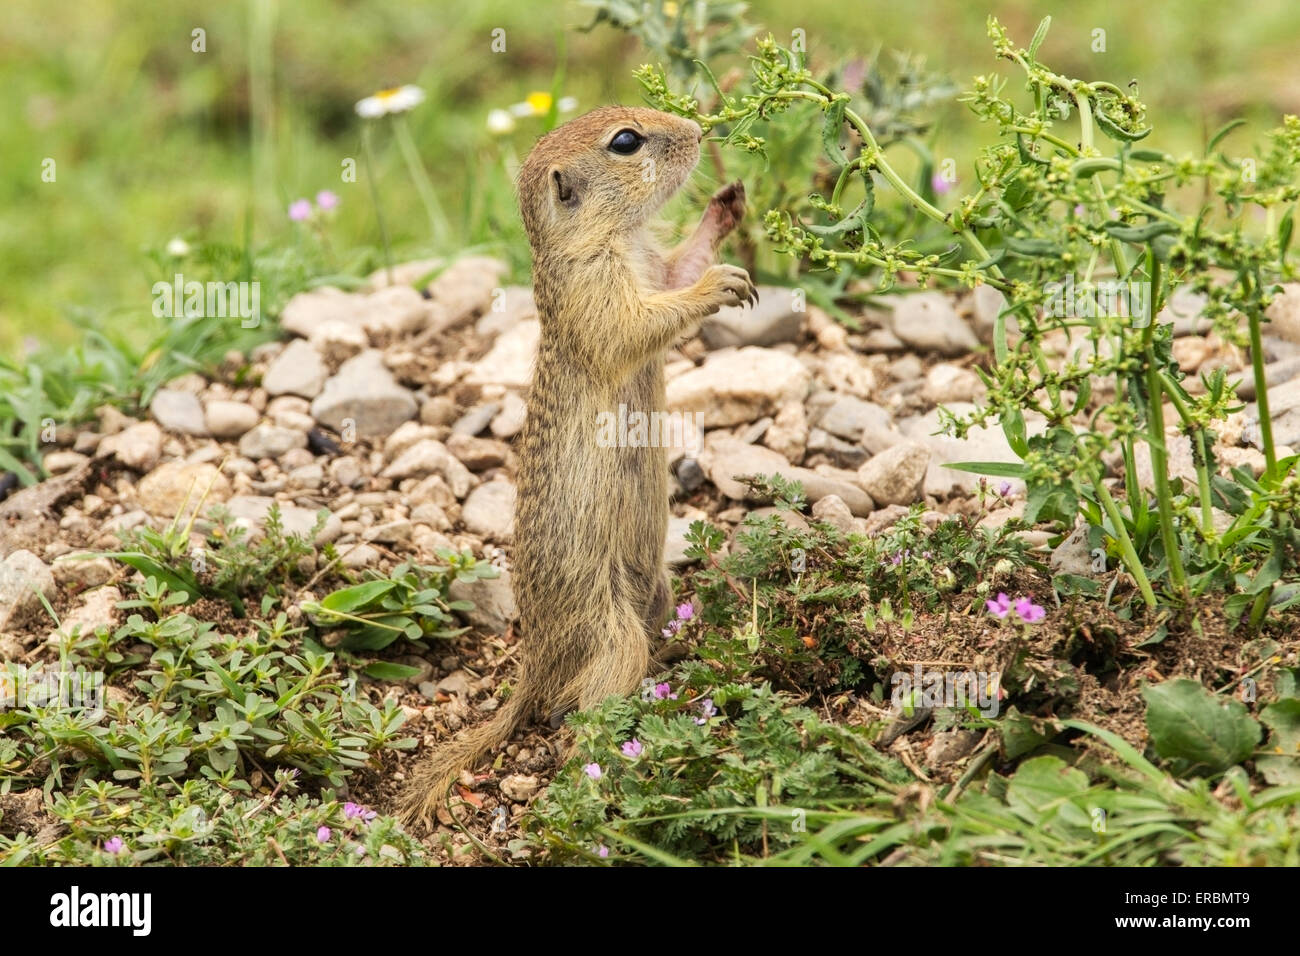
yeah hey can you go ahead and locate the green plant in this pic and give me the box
[638,18,1300,621]
[302,552,497,651]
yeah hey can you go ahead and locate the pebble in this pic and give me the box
[448,570,518,634]
[263,338,329,399]
[460,480,517,539]
[463,319,539,388]
[699,286,803,348]
[204,400,260,439]
[239,424,308,460]
[150,388,209,436]
[855,441,931,506]
[667,346,811,427]
[310,349,418,439]
[890,292,980,355]
[136,461,232,517]
[0,550,55,630]
[98,422,163,472]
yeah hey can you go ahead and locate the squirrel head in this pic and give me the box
[517,106,702,254]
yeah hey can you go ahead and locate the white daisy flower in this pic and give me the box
[486,108,516,135]
[507,92,580,118]
[355,85,426,119]
[165,237,190,258]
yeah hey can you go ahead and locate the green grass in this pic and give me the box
[7,0,1300,354]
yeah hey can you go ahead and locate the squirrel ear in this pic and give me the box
[550,167,578,208]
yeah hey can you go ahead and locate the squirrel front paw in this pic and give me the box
[696,263,758,313]
[705,180,747,237]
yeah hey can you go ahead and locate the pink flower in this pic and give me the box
[316,825,332,843]
[621,738,643,757]
[986,592,1011,618]
[932,173,953,194]
[288,199,312,222]
[998,480,1012,497]
[675,602,694,621]
[316,190,339,210]
[598,845,610,858]
[661,619,682,638]
[583,762,602,780]
[344,802,376,822]
[694,697,717,725]
[652,682,677,700]
[1014,597,1046,623]
[103,836,125,854]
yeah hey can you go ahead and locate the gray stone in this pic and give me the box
[381,440,475,498]
[310,349,418,439]
[218,495,340,545]
[425,256,509,331]
[98,422,163,471]
[448,570,518,635]
[137,461,231,517]
[665,515,698,565]
[811,494,855,534]
[263,338,329,399]
[452,403,501,437]
[446,434,509,470]
[61,586,122,636]
[889,292,980,355]
[922,364,985,404]
[204,400,260,439]
[460,481,517,539]
[43,451,88,475]
[475,286,536,338]
[1050,525,1094,575]
[463,319,539,388]
[702,437,872,515]
[812,394,892,442]
[50,553,114,589]
[805,428,867,468]
[150,389,208,436]
[499,773,540,803]
[667,347,811,427]
[699,286,803,348]
[0,550,55,630]
[855,441,930,506]
[362,284,431,337]
[238,423,307,460]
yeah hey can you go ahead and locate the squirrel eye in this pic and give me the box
[607,129,645,155]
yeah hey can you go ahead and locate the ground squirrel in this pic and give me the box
[400,106,755,822]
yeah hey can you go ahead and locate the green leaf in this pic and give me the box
[1142,679,1261,774]
[1026,16,1051,64]
[821,96,848,167]
[103,553,201,603]
[319,579,398,614]
[363,661,423,681]
[1258,699,1300,786]
[945,460,1028,478]
[1206,117,1247,154]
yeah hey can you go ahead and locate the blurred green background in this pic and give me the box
[4,0,1299,355]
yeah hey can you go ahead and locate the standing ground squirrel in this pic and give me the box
[400,106,755,822]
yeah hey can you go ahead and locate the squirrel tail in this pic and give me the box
[397,687,534,825]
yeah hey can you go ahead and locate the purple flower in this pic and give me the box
[932,173,953,194]
[103,836,125,854]
[598,845,610,858]
[675,602,694,621]
[1014,597,1046,623]
[621,738,643,758]
[288,199,312,222]
[998,480,1012,497]
[316,189,339,211]
[661,618,682,638]
[652,682,677,700]
[986,592,1011,618]
[583,762,602,780]
[344,802,376,822]
[316,825,332,843]
[922,551,932,560]
[1073,204,1086,216]
[694,697,717,726]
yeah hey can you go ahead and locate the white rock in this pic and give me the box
[263,338,329,398]
[137,462,231,517]
[463,319,540,388]
[150,389,208,436]
[855,441,930,506]
[699,286,803,348]
[99,422,163,471]
[204,400,260,439]
[889,292,980,355]
[310,349,418,439]
[460,480,516,539]
[0,550,56,630]
[239,423,308,460]
[448,570,518,635]
[218,495,341,545]
[667,347,811,427]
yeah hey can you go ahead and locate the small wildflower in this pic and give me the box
[343,801,376,822]
[598,845,610,858]
[661,618,682,638]
[652,682,677,700]
[165,237,189,258]
[621,738,643,758]
[355,84,425,119]
[998,480,1012,497]
[288,199,312,222]
[932,173,953,194]
[675,602,694,621]
[487,108,516,135]
[316,190,339,211]
[694,698,718,725]
[583,762,602,780]
[103,836,125,854]
[316,825,332,843]
[1014,597,1046,623]
[986,592,1011,618]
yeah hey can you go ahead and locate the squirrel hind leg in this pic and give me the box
[574,603,653,711]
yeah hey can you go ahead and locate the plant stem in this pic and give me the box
[1246,286,1278,479]
[1095,479,1159,609]
[360,123,394,285]
[393,114,450,249]
[1143,355,1188,597]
